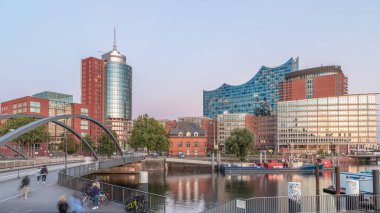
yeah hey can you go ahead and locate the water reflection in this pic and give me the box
[85,163,380,212]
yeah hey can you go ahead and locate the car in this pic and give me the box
[179,152,185,158]
[150,152,159,158]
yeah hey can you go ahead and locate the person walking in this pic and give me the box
[68,191,84,213]
[20,175,30,200]
[90,182,100,209]
[35,167,41,184]
[41,165,48,183]
[57,195,69,213]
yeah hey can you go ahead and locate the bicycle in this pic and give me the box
[125,194,148,213]
[81,186,110,207]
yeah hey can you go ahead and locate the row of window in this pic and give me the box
[172,142,200,147]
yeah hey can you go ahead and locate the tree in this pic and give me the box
[82,134,96,153]
[98,131,117,157]
[58,135,79,155]
[129,114,169,154]
[0,117,50,156]
[225,128,256,161]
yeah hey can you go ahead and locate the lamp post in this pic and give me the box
[64,118,68,173]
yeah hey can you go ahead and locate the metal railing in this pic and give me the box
[202,194,380,213]
[58,157,166,213]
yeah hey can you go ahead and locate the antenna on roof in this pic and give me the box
[113,27,117,50]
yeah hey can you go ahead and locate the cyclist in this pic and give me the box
[90,182,100,209]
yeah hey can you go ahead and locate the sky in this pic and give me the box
[0,0,379,120]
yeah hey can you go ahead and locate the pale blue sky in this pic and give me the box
[0,0,379,119]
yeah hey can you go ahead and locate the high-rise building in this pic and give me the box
[178,116,217,150]
[203,58,299,118]
[101,35,132,150]
[280,65,348,101]
[81,57,104,141]
[277,94,378,154]
[81,30,132,150]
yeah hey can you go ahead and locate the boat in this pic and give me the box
[220,163,324,174]
[331,171,374,194]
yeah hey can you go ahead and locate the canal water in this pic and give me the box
[86,163,380,212]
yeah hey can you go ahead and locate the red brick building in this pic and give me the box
[168,121,207,157]
[81,57,104,142]
[0,96,50,157]
[158,119,177,134]
[0,96,49,118]
[280,65,348,101]
[249,116,276,151]
[178,117,217,151]
[0,96,90,157]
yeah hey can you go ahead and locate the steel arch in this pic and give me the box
[4,144,27,158]
[0,114,123,158]
[0,114,99,160]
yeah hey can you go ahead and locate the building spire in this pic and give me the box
[113,27,117,50]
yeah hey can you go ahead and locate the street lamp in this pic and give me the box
[8,129,20,178]
[64,118,68,173]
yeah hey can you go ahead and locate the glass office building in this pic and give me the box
[102,48,132,120]
[203,58,299,118]
[277,94,378,154]
[101,44,132,148]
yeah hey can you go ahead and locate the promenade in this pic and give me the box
[0,162,124,213]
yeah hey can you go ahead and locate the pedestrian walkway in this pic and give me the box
[0,165,124,213]
[0,161,89,182]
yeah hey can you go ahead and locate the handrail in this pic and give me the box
[58,157,166,213]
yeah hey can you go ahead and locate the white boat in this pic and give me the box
[334,171,374,194]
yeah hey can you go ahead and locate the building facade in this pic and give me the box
[0,93,89,157]
[280,65,348,101]
[178,116,217,151]
[216,112,254,152]
[158,119,177,134]
[250,115,277,151]
[277,94,378,154]
[203,58,299,118]
[81,57,104,141]
[101,42,132,150]
[81,34,133,150]
[168,122,207,157]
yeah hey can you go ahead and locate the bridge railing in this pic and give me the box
[201,194,380,213]
[58,157,166,213]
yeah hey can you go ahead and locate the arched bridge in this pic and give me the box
[0,114,123,159]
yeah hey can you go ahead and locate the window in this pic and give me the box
[30,101,41,113]
[80,120,89,130]
[81,108,88,116]
[186,141,190,147]
[194,142,199,147]
[186,132,191,137]
[194,150,198,156]
[178,132,183,137]
[178,142,183,147]
[194,132,198,137]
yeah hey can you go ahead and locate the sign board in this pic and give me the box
[236,199,246,209]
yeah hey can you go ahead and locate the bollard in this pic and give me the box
[288,182,301,213]
[373,170,380,212]
[335,166,341,212]
[139,171,149,192]
[346,179,359,210]
[315,163,320,212]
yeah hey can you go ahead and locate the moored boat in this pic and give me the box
[220,163,324,174]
